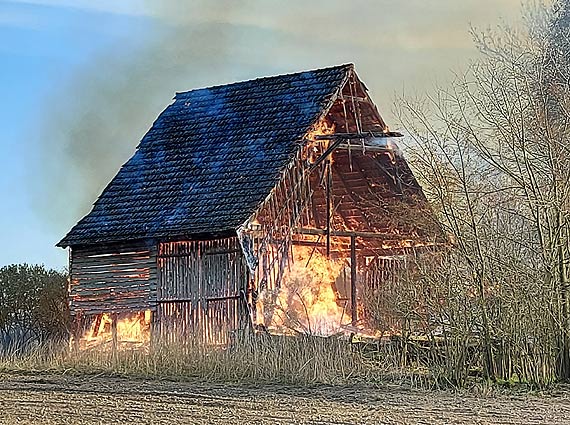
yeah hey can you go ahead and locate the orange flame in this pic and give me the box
[76,311,151,351]
[260,246,349,336]
[306,118,335,141]
[304,119,336,165]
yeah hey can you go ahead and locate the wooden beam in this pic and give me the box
[340,95,369,103]
[350,234,357,326]
[336,143,395,152]
[309,138,345,172]
[315,131,403,140]
[326,160,331,257]
[294,227,401,240]
[111,312,118,353]
[206,295,241,303]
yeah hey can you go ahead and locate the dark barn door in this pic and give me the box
[156,237,249,345]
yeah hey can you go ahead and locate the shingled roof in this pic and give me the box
[58,64,353,247]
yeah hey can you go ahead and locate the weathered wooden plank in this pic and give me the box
[72,299,149,309]
[71,289,150,300]
[73,240,152,254]
[71,241,157,315]
[72,287,149,297]
[72,274,151,284]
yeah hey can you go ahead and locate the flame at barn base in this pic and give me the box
[258,246,352,336]
[75,311,152,351]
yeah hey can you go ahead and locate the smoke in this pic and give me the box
[29,0,522,239]
[30,2,242,232]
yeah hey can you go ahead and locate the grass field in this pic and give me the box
[0,373,569,424]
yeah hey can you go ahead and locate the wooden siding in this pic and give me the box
[70,241,157,315]
[156,237,249,345]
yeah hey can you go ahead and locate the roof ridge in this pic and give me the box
[174,63,354,99]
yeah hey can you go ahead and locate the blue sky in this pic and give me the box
[1,0,151,269]
[0,0,520,270]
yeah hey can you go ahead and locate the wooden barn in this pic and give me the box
[58,64,443,349]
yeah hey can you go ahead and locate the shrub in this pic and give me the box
[0,264,69,353]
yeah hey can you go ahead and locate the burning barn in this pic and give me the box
[58,64,443,349]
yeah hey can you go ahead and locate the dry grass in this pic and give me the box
[0,334,548,392]
[0,334,403,386]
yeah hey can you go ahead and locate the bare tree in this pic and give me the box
[393,0,570,384]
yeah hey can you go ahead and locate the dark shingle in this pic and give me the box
[58,64,352,247]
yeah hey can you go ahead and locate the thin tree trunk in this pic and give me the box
[557,213,570,380]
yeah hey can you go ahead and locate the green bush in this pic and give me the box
[0,264,69,351]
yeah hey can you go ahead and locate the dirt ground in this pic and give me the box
[0,373,569,424]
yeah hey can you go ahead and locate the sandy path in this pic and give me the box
[0,373,569,424]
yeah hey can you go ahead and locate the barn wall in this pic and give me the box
[155,237,249,345]
[70,241,157,315]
